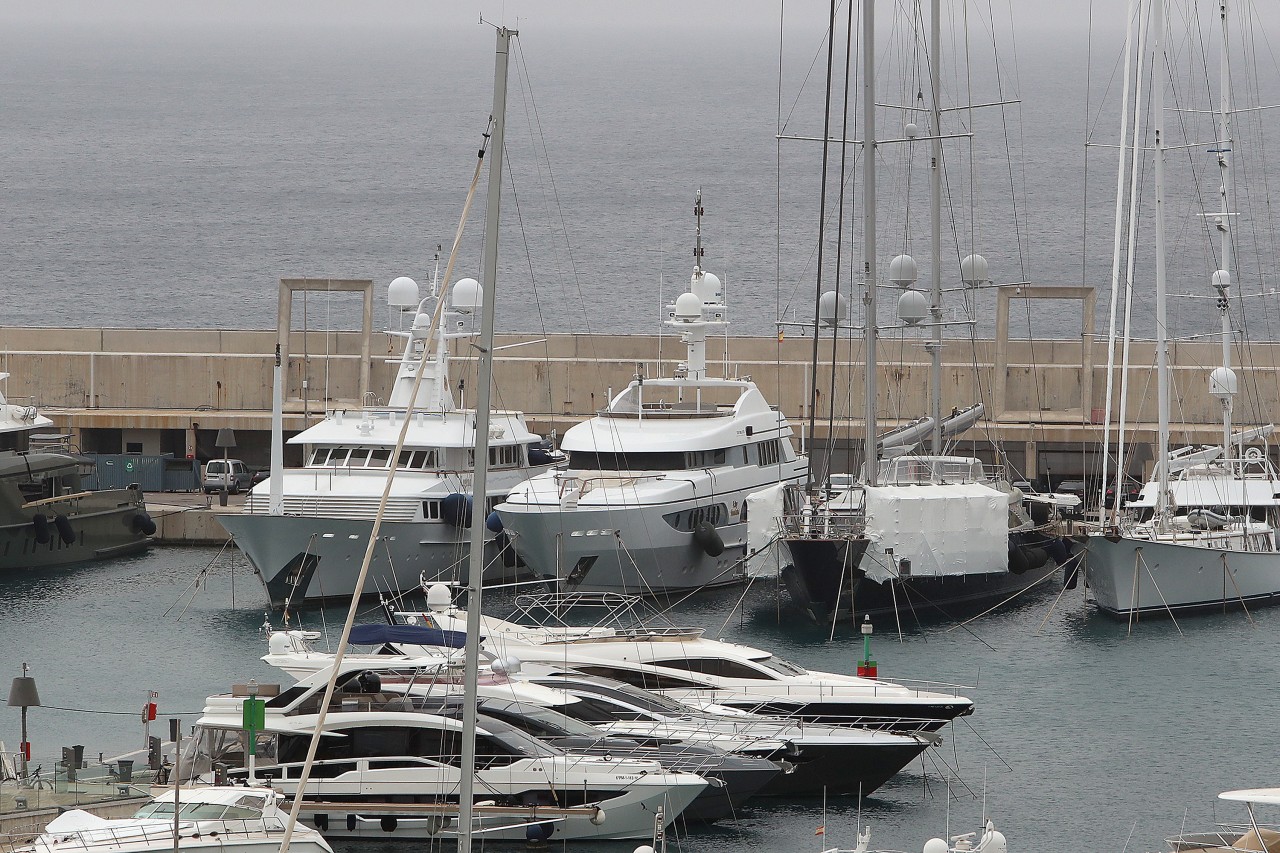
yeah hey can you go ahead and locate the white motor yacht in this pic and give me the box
[1166,788,1280,852]
[20,787,332,853]
[186,670,707,842]
[381,588,973,731]
[218,274,561,608]
[492,194,807,594]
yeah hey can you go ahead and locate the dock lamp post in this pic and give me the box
[8,663,41,773]
[215,428,236,507]
[243,679,264,784]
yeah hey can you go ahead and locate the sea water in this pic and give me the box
[4,543,1278,852]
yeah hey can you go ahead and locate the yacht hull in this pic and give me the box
[0,489,152,571]
[753,737,928,797]
[1084,532,1280,618]
[218,513,526,607]
[500,504,761,594]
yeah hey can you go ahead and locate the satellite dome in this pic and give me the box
[819,290,849,327]
[412,312,432,331]
[674,292,703,321]
[1212,269,1232,291]
[692,271,722,303]
[984,829,1007,853]
[898,289,929,325]
[889,254,918,288]
[905,122,919,138]
[451,278,483,313]
[961,253,989,286]
[426,583,452,611]
[268,633,291,655]
[922,839,949,853]
[387,276,420,308]
[1210,366,1238,399]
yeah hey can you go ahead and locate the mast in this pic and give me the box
[1102,0,1139,525]
[927,0,943,454]
[862,0,879,487]
[459,25,514,853]
[1212,0,1235,459]
[1153,0,1170,527]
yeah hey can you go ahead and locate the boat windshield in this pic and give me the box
[134,798,264,820]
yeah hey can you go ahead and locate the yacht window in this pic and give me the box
[423,500,442,520]
[347,449,371,467]
[489,445,522,469]
[567,450,687,471]
[368,449,392,468]
[266,685,309,709]
[350,726,411,758]
[554,696,648,724]
[687,448,729,468]
[220,805,262,820]
[134,802,177,818]
[568,665,706,692]
[184,803,232,819]
[754,655,808,676]
[652,657,775,680]
[756,439,781,467]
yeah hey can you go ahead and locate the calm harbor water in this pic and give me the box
[3,543,1277,852]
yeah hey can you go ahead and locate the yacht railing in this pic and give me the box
[16,818,289,852]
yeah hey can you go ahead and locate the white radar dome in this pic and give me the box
[674,292,703,321]
[387,276,420,308]
[692,271,722,303]
[897,289,929,325]
[984,829,1008,853]
[426,583,452,611]
[268,633,291,655]
[889,254,918,288]
[1212,269,1232,291]
[412,312,432,331]
[1210,366,1238,399]
[905,122,919,138]
[451,278,483,313]
[922,839,949,853]
[818,290,849,327]
[961,253,989,286]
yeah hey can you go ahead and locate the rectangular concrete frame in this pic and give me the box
[994,284,1096,423]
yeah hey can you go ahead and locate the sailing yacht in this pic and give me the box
[764,0,1066,624]
[1083,0,1280,619]
[493,194,807,594]
[217,273,561,608]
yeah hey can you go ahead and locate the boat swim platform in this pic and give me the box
[3,309,1279,482]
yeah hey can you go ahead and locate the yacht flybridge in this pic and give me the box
[493,193,807,594]
[218,274,560,607]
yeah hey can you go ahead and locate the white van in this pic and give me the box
[203,459,252,493]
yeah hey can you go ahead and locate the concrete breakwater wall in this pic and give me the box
[2,325,1278,481]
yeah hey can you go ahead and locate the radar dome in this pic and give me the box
[692,271,722,303]
[388,276,420,308]
[674,292,703,321]
[922,839,949,853]
[818,290,849,327]
[426,583,452,611]
[1212,269,1232,291]
[1210,366,1238,399]
[905,122,919,138]
[898,289,929,325]
[961,253,989,286]
[889,254,918,288]
[984,829,1007,853]
[268,633,291,655]
[451,278,483,313]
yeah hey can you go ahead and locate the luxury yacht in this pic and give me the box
[385,588,974,731]
[186,666,706,842]
[218,275,560,607]
[20,787,331,853]
[0,373,154,571]
[492,194,807,594]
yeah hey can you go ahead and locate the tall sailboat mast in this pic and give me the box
[459,25,515,853]
[927,0,943,455]
[1211,0,1236,459]
[1153,0,1171,529]
[862,0,879,487]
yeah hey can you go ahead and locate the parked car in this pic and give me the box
[1054,480,1088,518]
[1103,477,1143,510]
[203,459,252,493]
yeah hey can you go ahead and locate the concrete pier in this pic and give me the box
[3,310,1278,485]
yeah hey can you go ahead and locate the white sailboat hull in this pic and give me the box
[1083,532,1280,617]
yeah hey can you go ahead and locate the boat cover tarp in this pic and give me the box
[349,623,470,648]
[745,483,787,578]
[861,482,1007,582]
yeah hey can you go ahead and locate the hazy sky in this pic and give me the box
[0,0,1105,37]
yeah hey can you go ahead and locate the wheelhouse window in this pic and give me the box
[755,439,781,467]
[687,448,728,468]
[652,657,775,680]
[566,450,687,471]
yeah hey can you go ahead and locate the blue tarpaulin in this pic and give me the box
[349,623,471,648]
